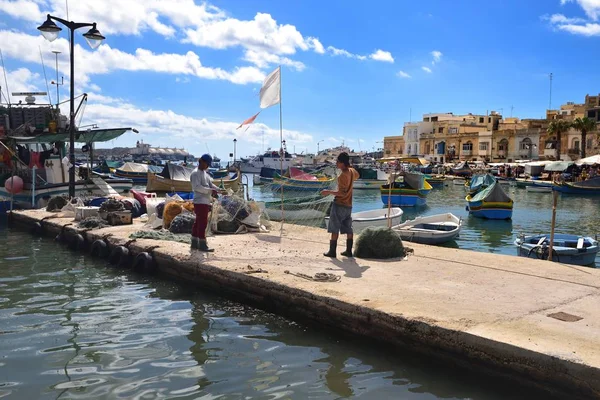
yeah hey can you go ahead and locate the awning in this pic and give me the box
[544,161,573,172]
[5,128,132,144]
[575,155,600,165]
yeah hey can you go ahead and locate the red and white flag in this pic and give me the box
[237,111,260,130]
[259,67,281,109]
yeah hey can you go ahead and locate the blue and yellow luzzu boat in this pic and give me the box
[380,172,432,207]
[466,179,513,219]
[114,162,163,184]
[424,174,446,188]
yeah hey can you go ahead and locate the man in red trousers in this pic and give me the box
[190,154,220,252]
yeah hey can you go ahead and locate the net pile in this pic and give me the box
[46,195,69,211]
[130,230,191,244]
[77,217,108,229]
[354,227,406,259]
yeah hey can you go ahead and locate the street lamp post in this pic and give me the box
[37,14,105,198]
[233,138,237,162]
[317,140,324,154]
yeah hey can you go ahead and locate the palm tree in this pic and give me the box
[547,120,571,160]
[571,117,597,159]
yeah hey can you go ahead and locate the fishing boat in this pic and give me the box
[393,213,461,245]
[424,175,446,188]
[257,195,333,222]
[552,177,600,195]
[239,150,294,174]
[466,179,513,220]
[147,165,242,193]
[353,167,388,190]
[93,160,123,174]
[271,167,335,192]
[515,234,599,266]
[115,162,163,184]
[325,207,403,233]
[452,161,472,177]
[466,174,496,195]
[380,172,432,207]
[146,163,194,192]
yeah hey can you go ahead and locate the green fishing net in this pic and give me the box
[129,230,191,244]
[354,227,406,259]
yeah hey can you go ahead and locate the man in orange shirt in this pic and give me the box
[321,152,360,258]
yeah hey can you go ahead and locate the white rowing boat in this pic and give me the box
[393,213,461,245]
[325,207,404,233]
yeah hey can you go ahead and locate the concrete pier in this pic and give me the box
[9,209,600,399]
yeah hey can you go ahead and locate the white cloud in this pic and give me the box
[327,46,394,62]
[560,0,600,20]
[307,37,325,54]
[397,70,411,78]
[431,50,443,64]
[175,76,191,83]
[369,49,394,63]
[544,13,587,24]
[547,0,600,36]
[243,50,305,71]
[0,30,265,86]
[557,22,600,35]
[0,66,43,96]
[421,66,432,73]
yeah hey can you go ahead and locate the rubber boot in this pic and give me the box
[341,239,353,258]
[323,240,337,258]
[191,237,198,250]
[198,239,214,253]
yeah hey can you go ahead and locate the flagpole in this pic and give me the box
[279,66,284,232]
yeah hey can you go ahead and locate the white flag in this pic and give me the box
[259,67,281,109]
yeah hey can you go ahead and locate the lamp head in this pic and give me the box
[37,15,61,42]
[83,23,105,49]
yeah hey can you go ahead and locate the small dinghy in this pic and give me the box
[392,213,461,245]
[325,207,403,233]
[515,234,599,266]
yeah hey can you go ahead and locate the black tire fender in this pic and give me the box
[90,240,109,258]
[69,234,86,251]
[31,222,43,235]
[133,252,155,273]
[108,245,130,268]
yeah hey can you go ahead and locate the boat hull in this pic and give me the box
[353,179,387,190]
[466,200,513,219]
[393,213,461,245]
[146,172,241,193]
[114,170,149,184]
[553,183,600,195]
[325,207,404,233]
[381,193,427,207]
[271,177,334,192]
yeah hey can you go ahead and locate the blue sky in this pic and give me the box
[0,0,599,159]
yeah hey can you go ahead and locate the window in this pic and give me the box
[438,127,444,133]
[424,117,430,122]
[587,138,593,149]
[574,140,580,150]
[431,116,438,122]
[408,144,412,154]
[462,142,473,151]
[488,117,491,123]
[588,110,597,119]
[449,127,458,134]
[520,138,532,150]
[479,117,484,123]
[498,140,508,151]
[479,142,489,151]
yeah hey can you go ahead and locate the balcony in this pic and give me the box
[478,149,490,156]
[568,148,581,155]
[462,150,472,156]
[497,150,506,157]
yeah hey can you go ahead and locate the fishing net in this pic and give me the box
[169,213,195,234]
[99,198,125,213]
[77,217,108,229]
[129,230,191,243]
[354,227,406,259]
[252,165,338,228]
[46,195,69,212]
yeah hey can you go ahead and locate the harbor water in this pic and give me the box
[251,177,600,267]
[1,219,558,399]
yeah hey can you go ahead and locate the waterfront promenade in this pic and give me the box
[10,209,600,399]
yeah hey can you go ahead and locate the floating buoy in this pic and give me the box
[69,233,86,251]
[108,245,130,268]
[31,221,43,235]
[4,176,23,194]
[90,240,109,258]
[133,252,155,273]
